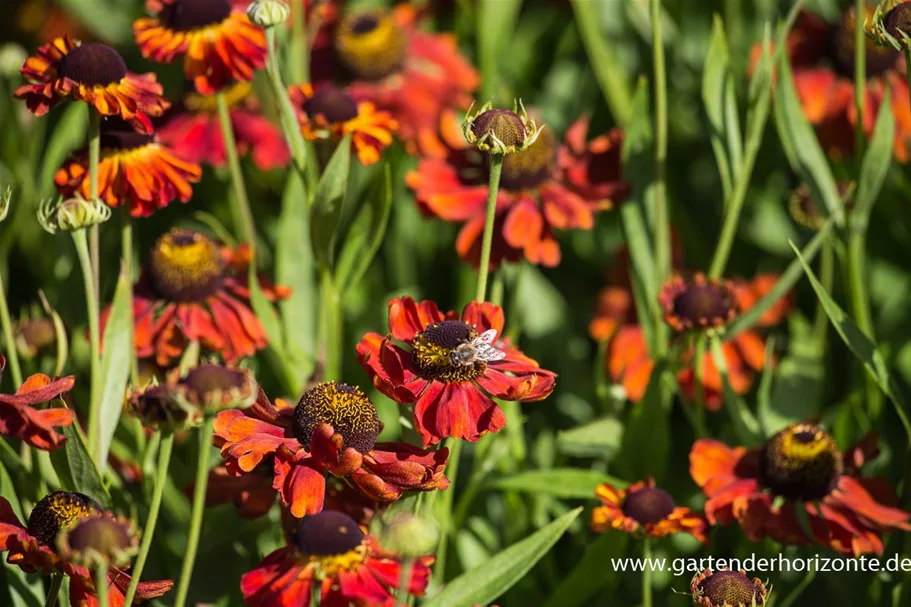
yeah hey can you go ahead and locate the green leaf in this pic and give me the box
[618,361,669,483]
[309,134,352,269]
[56,0,132,43]
[703,15,743,199]
[50,410,111,507]
[774,53,844,227]
[789,241,911,440]
[726,220,833,338]
[745,24,775,152]
[489,469,627,499]
[556,417,623,459]
[38,103,86,198]
[248,262,295,388]
[544,531,628,607]
[710,336,763,445]
[512,264,567,338]
[854,89,895,230]
[335,163,393,297]
[95,270,132,473]
[423,508,581,607]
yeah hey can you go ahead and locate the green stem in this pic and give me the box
[319,269,342,382]
[173,418,215,607]
[264,28,309,182]
[395,557,414,606]
[215,92,256,248]
[692,337,708,438]
[289,1,309,84]
[43,573,63,607]
[88,110,101,311]
[123,432,174,607]
[812,238,833,353]
[642,539,653,607]
[475,154,503,303]
[121,208,138,386]
[854,0,866,162]
[651,0,670,356]
[73,230,101,462]
[0,268,23,387]
[846,228,882,420]
[94,564,109,607]
[432,438,462,583]
[311,583,322,606]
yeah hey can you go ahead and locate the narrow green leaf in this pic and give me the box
[335,163,393,296]
[745,24,774,150]
[854,89,895,229]
[710,337,764,445]
[774,54,844,227]
[489,469,627,499]
[423,508,581,607]
[618,361,669,483]
[789,241,911,440]
[703,15,743,199]
[726,220,832,338]
[556,417,623,459]
[95,270,132,473]
[50,410,111,507]
[38,103,86,198]
[544,532,628,607]
[310,134,352,269]
[248,262,287,360]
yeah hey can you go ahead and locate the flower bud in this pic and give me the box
[128,383,202,433]
[869,0,911,49]
[57,512,138,568]
[377,512,439,558]
[462,100,543,155]
[172,364,258,417]
[37,196,111,234]
[0,43,26,78]
[247,0,290,28]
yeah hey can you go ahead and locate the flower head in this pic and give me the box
[128,383,201,432]
[37,196,111,233]
[54,117,202,218]
[289,83,398,165]
[690,568,769,607]
[0,355,75,450]
[690,425,911,555]
[591,478,707,541]
[241,510,432,606]
[292,382,380,455]
[27,491,101,547]
[659,274,738,333]
[134,0,267,94]
[102,228,290,366]
[57,512,139,568]
[246,0,289,28]
[357,297,556,445]
[15,36,169,134]
[869,0,911,50]
[788,182,854,230]
[463,100,543,155]
[172,363,258,416]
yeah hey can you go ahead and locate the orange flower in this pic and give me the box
[752,9,911,161]
[289,83,398,165]
[54,118,202,218]
[591,478,707,541]
[658,274,738,333]
[314,4,479,157]
[408,114,627,268]
[100,229,290,366]
[690,425,911,555]
[134,0,267,94]
[0,355,74,451]
[14,36,169,134]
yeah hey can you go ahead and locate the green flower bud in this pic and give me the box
[462,99,543,155]
[377,512,439,558]
[246,0,290,28]
[37,196,111,234]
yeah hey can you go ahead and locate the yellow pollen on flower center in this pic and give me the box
[335,10,407,81]
[758,424,843,502]
[292,382,380,454]
[26,491,101,547]
[307,544,368,578]
[148,229,226,303]
[411,320,486,383]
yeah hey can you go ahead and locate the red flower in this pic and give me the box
[356,297,557,445]
[408,113,627,268]
[752,9,911,161]
[214,386,449,518]
[100,228,290,366]
[15,36,169,134]
[690,425,911,556]
[134,0,267,94]
[0,493,173,605]
[241,511,432,606]
[289,83,398,165]
[315,4,479,157]
[55,118,201,218]
[591,477,707,541]
[0,354,74,450]
[157,81,290,171]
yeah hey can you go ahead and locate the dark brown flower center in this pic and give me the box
[471,109,527,151]
[304,85,359,124]
[411,320,487,383]
[622,486,675,525]
[295,511,365,557]
[161,0,232,31]
[335,10,407,81]
[64,515,133,558]
[499,127,556,190]
[758,424,843,501]
[832,8,899,78]
[662,276,737,332]
[148,229,226,302]
[292,382,380,454]
[27,491,101,546]
[100,117,155,150]
[698,570,765,607]
[58,43,127,87]
[885,4,911,42]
